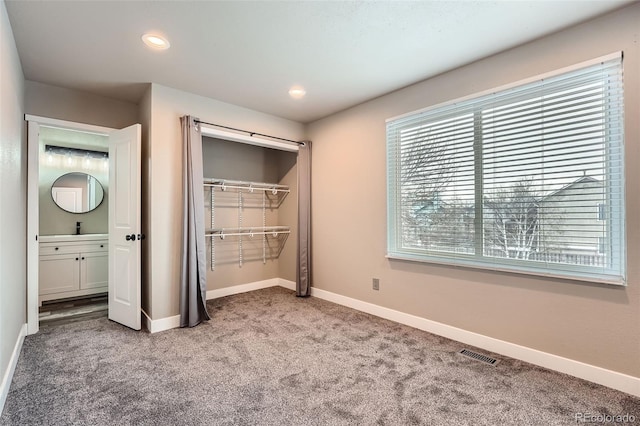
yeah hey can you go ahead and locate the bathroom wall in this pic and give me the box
[38,126,108,235]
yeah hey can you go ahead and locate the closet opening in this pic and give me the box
[201,135,299,292]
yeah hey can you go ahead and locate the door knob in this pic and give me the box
[125,234,136,241]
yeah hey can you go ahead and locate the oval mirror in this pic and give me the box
[51,172,105,214]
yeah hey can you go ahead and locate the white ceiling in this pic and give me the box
[5,0,632,124]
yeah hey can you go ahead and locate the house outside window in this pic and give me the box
[598,203,606,221]
[598,237,606,255]
[387,53,625,285]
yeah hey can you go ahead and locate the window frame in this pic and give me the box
[386,52,625,285]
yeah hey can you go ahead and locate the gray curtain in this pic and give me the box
[180,115,210,326]
[297,141,312,297]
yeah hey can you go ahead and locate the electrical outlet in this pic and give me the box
[372,278,380,291]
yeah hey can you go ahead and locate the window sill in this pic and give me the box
[385,253,625,287]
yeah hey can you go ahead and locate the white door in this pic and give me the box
[108,124,141,330]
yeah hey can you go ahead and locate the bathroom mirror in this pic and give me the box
[51,172,105,214]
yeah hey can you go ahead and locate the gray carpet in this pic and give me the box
[2,286,638,425]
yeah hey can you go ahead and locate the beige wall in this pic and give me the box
[146,84,305,319]
[0,0,26,404]
[25,80,138,129]
[138,85,152,315]
[307,3,640,377]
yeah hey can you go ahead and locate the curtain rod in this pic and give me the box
[194,120,304,145]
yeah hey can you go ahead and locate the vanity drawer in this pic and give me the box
[40,241,108,256]
[77,242,108,253]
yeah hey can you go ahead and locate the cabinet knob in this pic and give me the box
[75,257,79,261]
[81,257,85,260]
[100,244,104,248]
[55,247,59,251]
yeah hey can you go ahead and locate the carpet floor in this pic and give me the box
[1,286,639,425]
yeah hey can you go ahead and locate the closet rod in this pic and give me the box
[206,226,290,239]
[206,231,290,239]
[195,120,305,146]
[207,226,291,233]
[204,183,290,194]
[203,177,289,187]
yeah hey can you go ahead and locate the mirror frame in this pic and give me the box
[50,172,105,214]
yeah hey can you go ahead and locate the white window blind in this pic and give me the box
[387,54,625,285]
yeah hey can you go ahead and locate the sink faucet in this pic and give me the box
[76,221,81,235]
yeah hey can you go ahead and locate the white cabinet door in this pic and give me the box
[81,251,108,289]
[39,240,108,301]
[39,254,80,294]
[108,124,141,330]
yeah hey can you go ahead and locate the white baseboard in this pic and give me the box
[310,287,640,398]
[141,279,639,396]
[142,309,181,334]
[142,278,295,333]
[277,278,296,291]
[206,278,288,299]
[0,323,27,415]
[142,278,296,333]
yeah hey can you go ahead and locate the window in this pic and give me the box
[387,54,625,285]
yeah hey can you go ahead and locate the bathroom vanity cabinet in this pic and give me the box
[39,235,108,302]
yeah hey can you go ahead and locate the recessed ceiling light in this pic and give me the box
[288,86,306,99]
[141,33,170,50]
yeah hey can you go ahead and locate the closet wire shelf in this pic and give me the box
[206,226,290,239]
[203,178,290,208]
[204,178,290,269]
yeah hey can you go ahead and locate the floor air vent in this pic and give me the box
[458,349,499,366]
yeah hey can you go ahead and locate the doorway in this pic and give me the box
[37,125,109,327]
[26,115,142,334]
